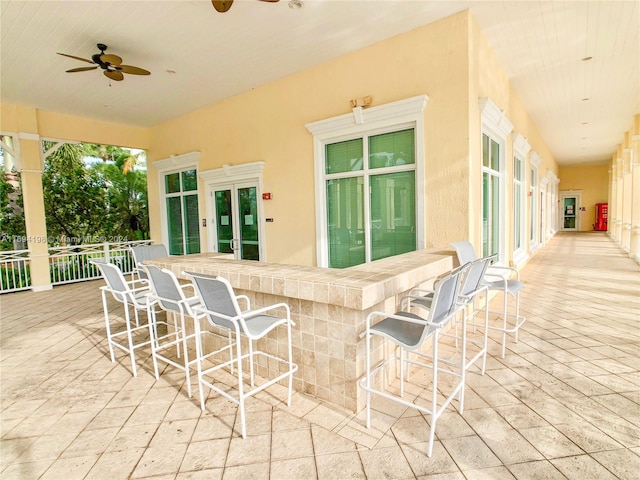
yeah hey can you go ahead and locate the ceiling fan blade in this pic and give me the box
[116,65,151,75]
[259,0,280,2]
[104,70,124,81]
[100,54,122,66]
[66,66,99,73]
[212,0,233,12]
[57,52,95,64]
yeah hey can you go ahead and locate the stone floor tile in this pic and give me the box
[225,434,271,466]
[149,418,199,446]
[85,447,146,479]
[176,468,224,480]
[518,425,583,459]
[61,426,120,457]
[221,461,270,480]
[554,420,624,452]
[270,456,317,480]
[590,448,640,480]
[130,442,189,478]
[310,424,358,455]
[179,438,230,471]
[440,435,502,471]
[271,427,314,460]
[400,440,460,477]
[461,465,516,479]
[39,454,100,480]
[0,460,53,480]
[506,460,567,479]
[494,404,549,429]
[416,473,465,480]
[315,451,365,480]
[550,454,619,480]
[106,423,157,453]
[479,428,544,464]
[359,444,415,479]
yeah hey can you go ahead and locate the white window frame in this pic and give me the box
[306,95,428,267]
[529,152,541,251]
[513,133,530,266]
[154,151,202,254]
[199,161,266,261]
[480,98,513,265]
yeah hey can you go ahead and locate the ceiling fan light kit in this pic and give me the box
[57,43,150,82]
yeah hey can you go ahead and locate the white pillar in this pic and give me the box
[615,156,624,244]
[629,116,640,264]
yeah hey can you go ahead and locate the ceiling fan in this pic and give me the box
[57,43,150,82]
[212,0,279,13]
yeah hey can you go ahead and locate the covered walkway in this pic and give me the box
[1,232,638,479]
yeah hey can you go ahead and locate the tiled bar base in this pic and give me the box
[148,248,455,412]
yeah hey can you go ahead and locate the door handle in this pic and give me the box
[230,239,240,251]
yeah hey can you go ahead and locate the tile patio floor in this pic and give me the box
[1,232,639,480]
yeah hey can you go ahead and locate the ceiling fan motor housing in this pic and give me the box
[93,44,110,69]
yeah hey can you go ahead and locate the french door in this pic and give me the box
[212,182,261,260]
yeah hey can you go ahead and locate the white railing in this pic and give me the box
[0,249,31,293]
[48,240,151,286]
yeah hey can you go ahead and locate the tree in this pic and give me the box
[42,142,108,244]
[94,161,149,240]
[0,170,26,250]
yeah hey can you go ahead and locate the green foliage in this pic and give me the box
[41,141,149,245]
[0,170,26,250]
[42,142,109,243]
[93,162,149,240]
[0,263,30,291]
[1,142,149,251]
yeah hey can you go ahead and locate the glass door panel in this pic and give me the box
[214,190,234,254]
[167,196,184,255]
[183,194,201,254]
[213,183,261,261]
[238,187,260,260]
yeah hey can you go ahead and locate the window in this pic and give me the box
[307,96,427,268]
[482,133,501,258]
[164,169,200,255]
[155,152,201,255]
[529,152,541,248]
[325,130,416,267]
[479,98,513,262]
[513,154,524,250]
[512,133,530,262]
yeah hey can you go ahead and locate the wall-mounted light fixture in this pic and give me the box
[350,96,372,108]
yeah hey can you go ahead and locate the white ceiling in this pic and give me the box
[1,0,638,166]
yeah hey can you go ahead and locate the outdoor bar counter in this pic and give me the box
[147,247,456,412]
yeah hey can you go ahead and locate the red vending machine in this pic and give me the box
[594,203,608,231]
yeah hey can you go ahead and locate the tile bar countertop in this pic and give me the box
[146,247,455,310]
[145,247,456,411]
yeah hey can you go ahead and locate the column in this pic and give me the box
[608,165,614,237]
[16,107,51,291]
[622,133,632,252]
[609,157,618,240]
[630,115,640,264]
[615,151,624,244]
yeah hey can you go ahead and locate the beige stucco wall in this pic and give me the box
[468,15,559,257]
[148,10,474,266]
[559,163,609,231]
[2,9,562,271]
[1,103,150,149]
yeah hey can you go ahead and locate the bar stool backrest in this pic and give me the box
[142,264,188,313]
[186,272,239,331]
[91,260,133,305]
